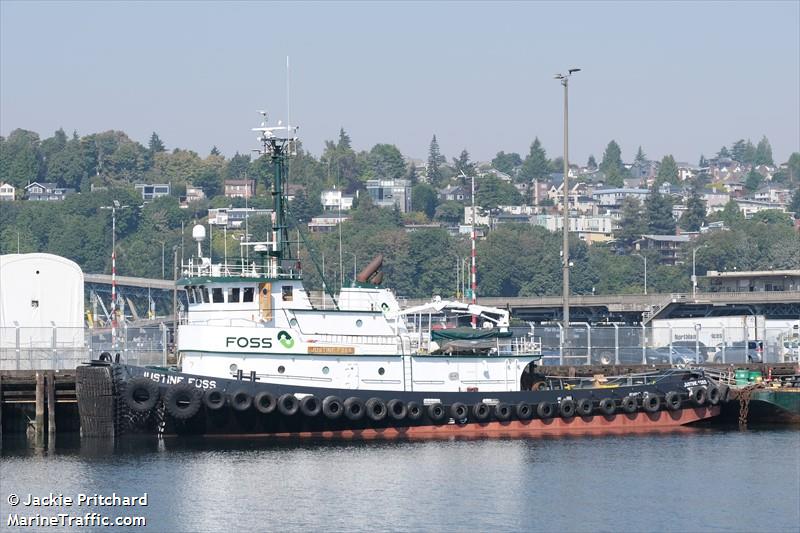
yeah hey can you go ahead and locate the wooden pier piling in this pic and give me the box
[47,371,56,442]
[35,372,45,447]
[0,375,4,449]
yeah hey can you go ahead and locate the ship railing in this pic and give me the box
[180,258,302,280]
[307,334,398,346]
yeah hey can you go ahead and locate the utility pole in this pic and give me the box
[100,201,128,349]
[555,68,580,336]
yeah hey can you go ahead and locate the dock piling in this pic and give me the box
[35,372,45,447]
[47,371,56,443]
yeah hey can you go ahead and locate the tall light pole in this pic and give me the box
[161,241,166,279]
[555,68,580,334]
[692,245,706,299]
[100,200,129,348]
[634,253,647,295]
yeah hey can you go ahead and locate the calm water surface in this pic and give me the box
[1,428,798,532]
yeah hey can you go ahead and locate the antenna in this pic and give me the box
[462,169,477,327]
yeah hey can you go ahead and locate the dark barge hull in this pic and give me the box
[77,363,721,440]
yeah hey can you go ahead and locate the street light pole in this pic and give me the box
[161,241,165,279]
[555,68,580,334]
[634,253,647,295]
[692,245,705,299]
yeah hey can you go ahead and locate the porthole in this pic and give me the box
[378,367,385,376]
[356,319,363,327]
[289,318,299,327]
[322,366,330,375]
[278,365,285,374]
[229,363,238,373]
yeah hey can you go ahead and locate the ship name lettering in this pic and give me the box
[226,336,273,349]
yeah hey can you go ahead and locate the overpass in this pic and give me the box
[83,274,181,326]
[406,291,800,323]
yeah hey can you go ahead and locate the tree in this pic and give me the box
[210,146,221,156]
[788,188,800,218]
[406,163,418,185]
[586,155,597,170]
[614,197,647,249]
[699,154,707,167]
[731,139,755,164]
[476,175,523,210]
[411,183,438,219]
[679,183,706,231]
[788,153,800,184]
[0,129,43,187]
[600,140,624,187]
[717,146,730,159]
[718,200,744,227]
[519,137,549,182]
[634,146,647,164]
[452,149,475,180]
[754,136,773,166]
[148,132,166,154]
[427,135,445,186]
[492,151,522,176]
[656,155,679,185]
[225,152,251,180]
[645,187,675,234]
[368,143,406,181]
[434,201,464,225]
[745,168,762,191]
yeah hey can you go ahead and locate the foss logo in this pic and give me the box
[277,330,294,349]
[226,336,273,349]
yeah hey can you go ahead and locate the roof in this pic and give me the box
[592,188,649,195]
[640,234,691,242]
[703,270,800,279]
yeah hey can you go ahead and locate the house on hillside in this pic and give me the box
[0,182,15,201]
[366,179,411,212]
[135,183,170,202]
[592,188,650,209]
[438,185,469,202]
[321,188,354,212]
[635,234,692,265]
[224,179,256,199]
[24,182,75,201]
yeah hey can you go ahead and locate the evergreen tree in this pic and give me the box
[519,137,549,182]
[656,155,679,185]
[338,128,352,151]
[719,199,743,226]
[788,153,800,184]
[427,135,445,186]
[789,188,800,219]
[645,187,676,235]
[635,146,647,164]
[699,154,707,167]
[679,183,707,231]
[452,149,475,178]
[600,140,624,187]
[587,154,597,169]
[491,151,522,176]
[148,132,165,154]
[406,162,418,185]
[754,136,773,166]
[368,143,406,181]
[226,152,251,179]
[411,183,438,219]
[210,146,220,156]
[717,146,730,159]
[614,196,647,249]
[745,167,763,191]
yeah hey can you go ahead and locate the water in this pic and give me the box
[2,428,798,532]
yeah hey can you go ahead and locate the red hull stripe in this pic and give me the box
[191,407,720,441]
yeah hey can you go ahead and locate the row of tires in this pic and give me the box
[121,377,725,424]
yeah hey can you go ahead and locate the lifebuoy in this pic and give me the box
[473,402,491,421]
[707,385,721,405]
[278,393,300,416]
[598,398,615,416]
[366,398,387,421]
[536,401,554,419]
[427,402,447,422]
[123,377,160,412]
[665,391,682,411]
[387,399,407,420]
[230,389,252,412]
[516,402,533,420]
[300,395,322,417]
[690,387,707,406]
[450,402,469,420]
[494,403,512,421]
[254,391,277,414]
[576,398,593,417]
[203,388,226,410]
[559,398,576,418]
[407,401,423,421]
[642,393,660,413]
[621,396,637,414]
[344,397,365,420]
[322,396,344,419]
[163,383,202,420]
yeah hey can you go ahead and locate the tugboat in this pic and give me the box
[77,114,722,440]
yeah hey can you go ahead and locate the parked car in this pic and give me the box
[712,341,764,363]
[668,341,712,363]
[779,340,799,363]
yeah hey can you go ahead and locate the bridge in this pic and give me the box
[83,274,181,326]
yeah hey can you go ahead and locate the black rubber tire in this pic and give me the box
[322,396,344,419]
[621,396,638,414]
[343,397,365,421]
[707,385,721,405]
[366,398,387,421]
[203,388,226,410]
[230,389,252,412]
[407,401,423,421]
[536,401,554,419]
[163,383,202,420]
[691,387,707,406]
[123,377,160,412]
[99,351,113,363]
[642,393,661,413]
[718,384,730,402]
[531,381,547,391]
[473,402,491,421]
[516,402,533,420]
[598,398,615,416]
[278,393,300,416]
[576,398,593,417]
[665,391,682,411]
[387,399,407,420]
[300,395,322,417]
[254,391,277,414]
[559,398,576,418]
[494,403,512,421]
[427,402,447,422]
[450,402,469,421]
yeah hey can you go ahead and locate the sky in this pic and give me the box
[1,1,799,166]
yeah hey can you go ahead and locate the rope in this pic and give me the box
[738,382,766,429]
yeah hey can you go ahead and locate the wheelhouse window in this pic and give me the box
[201,287,209,303]
[228,287,240,303]
[187,287,196,304]
[282,285,293,302]
[212,288,224,303]
[243,287,254,303]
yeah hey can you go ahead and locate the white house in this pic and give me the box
[321,188,354,211]
[0,182,15,201]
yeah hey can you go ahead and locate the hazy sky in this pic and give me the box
[2,1,798,166]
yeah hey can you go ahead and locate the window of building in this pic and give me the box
[243,287,254,303]
[228,287,240,303]
[282,286,293,301]
[212,288,224,303]
[201,287,209,303]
